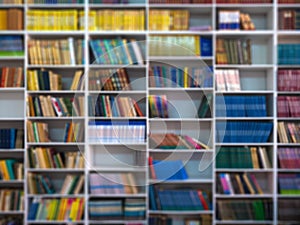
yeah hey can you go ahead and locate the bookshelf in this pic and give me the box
[0,0,299,224]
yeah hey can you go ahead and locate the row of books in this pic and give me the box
[27,69,84,91]
[28,197,84,221]
[149,215,211,225]
[277,96,300,117]
[88,120,146,143]
[28,147,85,169]
[0,36,23,57]
[277,69,300,91]
[0,67,23,88]
[216,38,252,64]
[0,189,23,212]
[278,199,300,221]
[28,173,84,195]
[217,172,263,195]
[278,148,300,169]
[149,186,211,211]
[217,199,273,221]
[0,9,23,30]
[89,173,138,195]
[28,38,85,65]
[216,147,271,169]
[279,10,300,30]
[89,10,145,31]
[63,122,84,142]
[149,158,188,180]
[90,39,145,65]
[218,10,255,30]
[278,173,300,195]
[216,122,273,143]
[278,43,300,65]
[216,95,267,117]
[0,159,23,181]
[89,198,145,220]
[149,133,209,150]
[27,10,84,31]
[89,68,131,91]
[88,95,144,117]
[0,0,22,3]
[149,10,189,31]
[217,0,271,2]
[27,0,84,3]
[278,121,300,143]
[149,66,213,88]
[149,36,212,57]
[0,128,23,149]
[149,95,168,118]
[215,69,241,91]
[278,0,300,3]
[27,95,84,117]
[149,0,211,3]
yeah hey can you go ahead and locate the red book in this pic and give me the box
[197,190,209,210]
[148,156,157,179]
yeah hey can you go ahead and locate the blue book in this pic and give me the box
[27,200,39,220]
[200,37,212,57]
[152,160,188,181]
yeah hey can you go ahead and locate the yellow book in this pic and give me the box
[0,160,9,180]
[0,10,7,30]
[69,198,79,221]
[57,198,66,220]
[183,67,189,88]
[195,35,200,56]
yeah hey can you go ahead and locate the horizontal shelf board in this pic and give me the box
[278,31,300,36]
[88,220,146,224]
[149,210,213,215]
[149,118,213,122]
[215,30,273,36]
[0,211,24,215]
[0,4,24,8]
[0,31,25,35]
[149,56,213,61]
[215,220,274,224]
[277,117,300,121]
[215,168,273,172]
[88,90,146,94]
[277,194,300,198]
[215,143,274,146]
[27,65,84,68]
[89,3,146,8]
[148,87,213,91]
[149,4,212,8]
[277,143,300,146]
[27,194,85,198]
[27,169,85,173]
[149,149,213,153]
[27,31,85,35]
[149,31,213,35]
[27,116,85,120]
[216,117,274,120]
[89,31,146,35]
[277,65,300,68]
[89,193,147,198]
[89,64,147,69]
[215,3,273,8]
[0,56,24,60]
[215,64,273,69]
[0,149,24,153]
[27,142,85,146]
[88,167,146,172]
[0,87,25,92]
[149,179,213,184]
[0,117,24,121]
[277,91,300,94]
[27,4,84,8]
[277,169,300,172]
[215,194,273,198]
[215,90,274,94]
[277,4,300,8]
[27,90,85,94]
[89,142,146,147]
